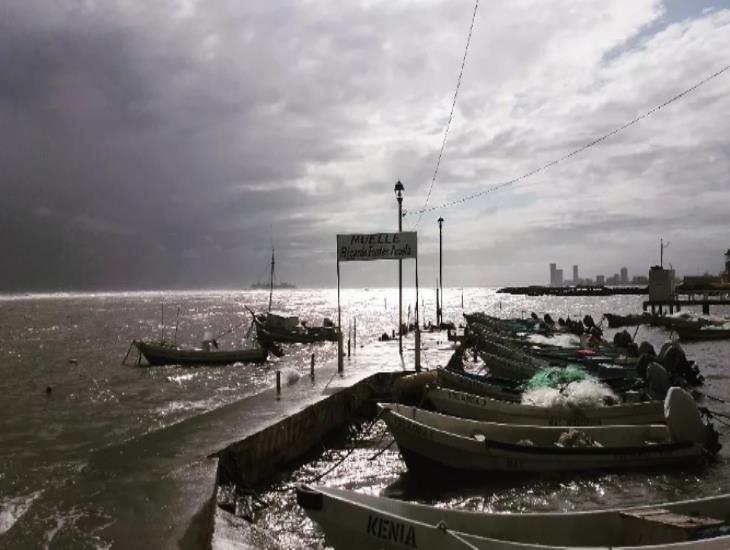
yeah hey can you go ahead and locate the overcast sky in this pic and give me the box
[1,0,728,291]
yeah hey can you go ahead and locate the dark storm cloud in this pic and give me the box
[0,0,728,291]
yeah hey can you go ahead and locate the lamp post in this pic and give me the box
[394,180,404,355]
[438,216,444,327]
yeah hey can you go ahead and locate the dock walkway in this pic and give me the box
[23,332,453,549]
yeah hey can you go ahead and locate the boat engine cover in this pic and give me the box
[664,387,706,445]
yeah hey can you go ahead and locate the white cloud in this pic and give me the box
[0,0,728,289]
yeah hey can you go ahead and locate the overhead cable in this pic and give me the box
[413,0,479,228]
[406,63,730,216]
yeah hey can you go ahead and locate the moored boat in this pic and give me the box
[676,325,730,341]
[426,387,664,426]
[436,368,521,402]
[297,483,730,549]
[379,391,719,474]
[252,310,338,344]
[133,339,268,366]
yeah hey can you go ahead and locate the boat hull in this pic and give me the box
[676,327,730,341]
[297,484,730,549]
[253,315,338,344]
[427,387,664,426]
[381,405,704,474]
[436,368,521,402]
[134,341,267,366]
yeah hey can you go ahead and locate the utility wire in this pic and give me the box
[413,0,479,228]
[406,63,730,217]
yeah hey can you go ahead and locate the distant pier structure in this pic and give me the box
[643,251,730,315]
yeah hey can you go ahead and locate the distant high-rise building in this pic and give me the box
[620,267,629,285]
[549,263,557,286]
[556,269,564,286]
[573,265,579,284]
[596,275,605,285]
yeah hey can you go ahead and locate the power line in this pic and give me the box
[413,0,479,229]
[406,63,730,217]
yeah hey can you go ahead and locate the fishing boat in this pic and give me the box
[676,325,730,341]
[249,247,338,345]
[426,387,664,426]
[297,484,730,549]
[378,391,719,474]
[436,368,522,402]
[132,339,267,366]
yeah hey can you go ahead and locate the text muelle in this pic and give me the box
[336,232,417,262]
[348,233,402,245]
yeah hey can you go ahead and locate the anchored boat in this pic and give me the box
[426,386,664,426]
[297,484,730,549]
[132,340,267,366]
[379,389,719,474]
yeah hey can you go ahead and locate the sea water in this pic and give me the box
[0,289,728,548]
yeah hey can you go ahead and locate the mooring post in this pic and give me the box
[347,335,351,358]
[353,318,357,352]
[337,330,344,373]
[310,353,315,380]
[276,370,281,399]
[415,328,421,373]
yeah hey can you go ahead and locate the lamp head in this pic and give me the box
[438,216,444,226]
[394,180,404,200]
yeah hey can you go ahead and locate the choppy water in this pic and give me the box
[0,289,728,548]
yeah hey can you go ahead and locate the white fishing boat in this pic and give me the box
[426,387,664,426]
[297,484,730,549]
[379,389,719,474]
[436,368,521,402]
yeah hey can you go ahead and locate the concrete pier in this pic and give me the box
[23,332,453,549]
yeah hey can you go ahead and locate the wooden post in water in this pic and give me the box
[337,331,344,373]
[173,306,180,345]
[276,370,281,399]
[310,353,315,380]
[353,318,357,352]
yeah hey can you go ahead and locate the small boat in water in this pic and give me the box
[426,387,664,426]
[132,339,268,366]
[251,310,338,344]
[379,389,719,474]
[297,484,730,549]
[676,325,730,341]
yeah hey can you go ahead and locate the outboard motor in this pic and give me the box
[646,362,670,399]
[543,313,555,326]
[665,387,721,455]
[638,341,656,357]
[531,312,539,321]
[583,315,595,329]
[613,330,633,348]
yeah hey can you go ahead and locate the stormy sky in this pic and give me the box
[1,0,728,291]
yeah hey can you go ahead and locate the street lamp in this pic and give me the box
[438,216,444,327]
[394,180,404,355]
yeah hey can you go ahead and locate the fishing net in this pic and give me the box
[522,379,620,407]
[522,366,593,391]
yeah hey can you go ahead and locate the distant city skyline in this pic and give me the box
[549,262,650,286]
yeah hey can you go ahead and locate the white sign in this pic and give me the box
[337,232,417,262]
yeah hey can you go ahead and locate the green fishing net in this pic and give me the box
[522,365,594,391]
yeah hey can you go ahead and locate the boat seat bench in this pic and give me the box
[619,508,726,543]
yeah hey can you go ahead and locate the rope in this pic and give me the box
[413,0,479,228]
[406,64,730,216]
